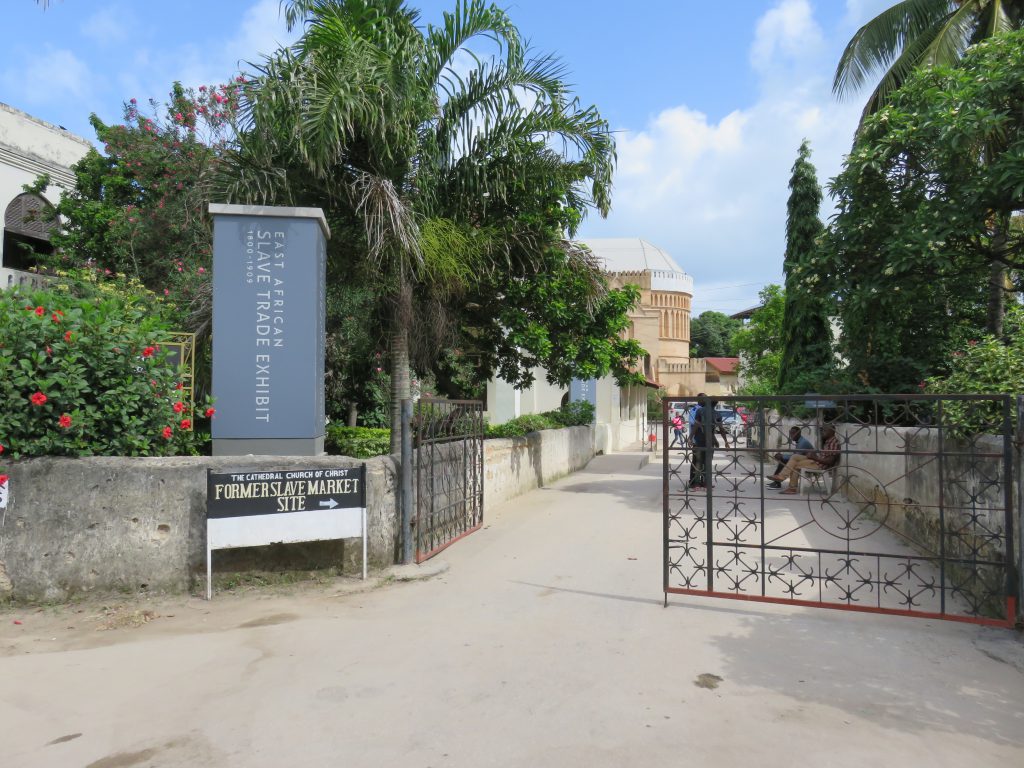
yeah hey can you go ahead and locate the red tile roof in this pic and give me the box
[705,357,739,374]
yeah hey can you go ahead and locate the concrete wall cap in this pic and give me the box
[209,203,331,239]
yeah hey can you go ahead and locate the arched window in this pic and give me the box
[3,193,55,270]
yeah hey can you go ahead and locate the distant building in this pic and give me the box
[0,102,91,291]
[703,356,740,394]
[730,305,760,324]
[586,238,737,397]
[485,237,738,450]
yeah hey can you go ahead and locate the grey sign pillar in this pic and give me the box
[569,377,598,419]
[209,204,330,456]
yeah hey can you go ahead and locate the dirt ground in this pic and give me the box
[0,566,432,658]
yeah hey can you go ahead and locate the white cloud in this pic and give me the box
[750,0,823,70]
[81,6,132,45]
[225,0,296,73]
[109,0,297,125]
[1,46,95,108]
[578,0,871,315]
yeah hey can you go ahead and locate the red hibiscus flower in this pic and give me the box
[30,392,47,406]
[172,401,185,414]
[180,419,192,430]
[162,426,173,440]
[64,331,72,342]
[34,306,45,316]
[205,407,216,418]
[0,443,5,454]
[0,475,8,487]
[51,313,61,323]
[58,414,72,428]
[142,346,156,358]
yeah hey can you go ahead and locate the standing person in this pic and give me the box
[688,394,709,490]
[768,426,814,489]
[771,425,841,494]
[669,410,685,449]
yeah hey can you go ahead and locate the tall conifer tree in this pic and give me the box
[778,140,832,392]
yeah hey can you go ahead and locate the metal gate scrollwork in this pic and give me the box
[662,394,1018,626]
[414,398,484,563]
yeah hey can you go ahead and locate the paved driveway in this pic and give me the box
[1,453,1022,767]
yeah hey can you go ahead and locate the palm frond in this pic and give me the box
[918,0,987,67]
[978,0,1016,39]
[350,170,421,269]
[421,0,524,93]
[834,0,958,99]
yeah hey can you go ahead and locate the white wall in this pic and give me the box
[0,102,91,269]
[489,371,647,454]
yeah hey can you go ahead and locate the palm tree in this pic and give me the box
[222,0,615,449]
[834,0,1024,122]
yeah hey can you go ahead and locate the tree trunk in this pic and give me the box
[987,220,1009,339]
[987,261,1007,339]
[390,321,412,455]
[347,402,357,427]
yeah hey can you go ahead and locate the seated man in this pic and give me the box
[768,426,814,489]
[770,425,840,494]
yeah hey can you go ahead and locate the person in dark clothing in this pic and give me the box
[771,425,841,494]
[768,426,814,489]
[688,394,709,489]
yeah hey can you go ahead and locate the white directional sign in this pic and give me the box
[205,466,367,599]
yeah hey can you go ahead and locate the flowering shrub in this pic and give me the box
[0,286,212,464]
[27,80,244,331]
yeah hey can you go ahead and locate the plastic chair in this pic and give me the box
[800,466,836,495]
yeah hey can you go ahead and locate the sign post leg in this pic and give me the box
[206,544,212,601]
[362,507,367,580]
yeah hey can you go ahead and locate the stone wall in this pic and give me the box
[0,426,595,601]
[0,455,398,601]
[484,426,595,509]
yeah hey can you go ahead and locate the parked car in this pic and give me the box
[713,406,745,439]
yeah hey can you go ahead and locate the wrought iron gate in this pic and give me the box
[414,398,484,562]
[663,395,1018,626]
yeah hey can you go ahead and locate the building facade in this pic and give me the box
[585,237,731,397]
[1,102,91,291]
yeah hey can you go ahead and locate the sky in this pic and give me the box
[1,0,893,315]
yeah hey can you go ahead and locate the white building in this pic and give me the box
[1,102,91,290]
[486,370,649,454]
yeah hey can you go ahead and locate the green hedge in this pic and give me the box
[323,401,596,455]
[486,400,594,438]
[325,425,390,458]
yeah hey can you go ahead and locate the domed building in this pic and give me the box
[586,238,725,397]
[486,237,734,452]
